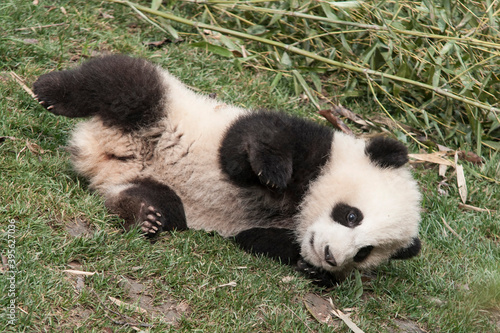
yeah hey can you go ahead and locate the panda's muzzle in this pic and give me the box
[324,244,374,267]
[324,245,337,266]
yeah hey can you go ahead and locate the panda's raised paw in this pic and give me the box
[139,204,165,237]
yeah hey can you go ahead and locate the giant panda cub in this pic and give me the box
[34,55,422,285]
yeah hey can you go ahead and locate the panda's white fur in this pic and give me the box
[34,55,421,284]
[68,76,253,236]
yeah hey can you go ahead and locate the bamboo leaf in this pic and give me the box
[159,19,179,39]
[269,12,283,26]
[354,270,363,298]
[151,0,161,10]
[245,25,267,36]
[280,51,292,68]
[270,72,283,90]
[320,2,339,20]
[292,70,319,109]
[310,72,322,92]
[189,42,233,58]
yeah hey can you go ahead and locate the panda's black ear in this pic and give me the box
[365,136,408,168]
[391,237,421,260]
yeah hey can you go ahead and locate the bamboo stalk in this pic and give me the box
[213,3,500,50]
[107,0,499,115]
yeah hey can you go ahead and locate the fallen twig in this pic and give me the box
[458,203,494,213]
[9,72,35,98]
[14,23,67,31]
[440,217,464,242]
[62,269,96,276]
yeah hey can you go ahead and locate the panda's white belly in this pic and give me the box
[144,75,253,236]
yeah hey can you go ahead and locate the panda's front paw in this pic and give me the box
[139,203,165,237]
[33,73,69,116]
[295,259,342,288]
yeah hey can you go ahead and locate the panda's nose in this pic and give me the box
[324,245,337,266]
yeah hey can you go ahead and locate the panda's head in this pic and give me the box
[296,132,421,274]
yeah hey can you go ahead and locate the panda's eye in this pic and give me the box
[347,211,357,224]
[332,203,364,228]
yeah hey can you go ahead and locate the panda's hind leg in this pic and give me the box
[105,178,187,238]
[33,55,165,130]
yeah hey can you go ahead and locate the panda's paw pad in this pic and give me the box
[139,204,165,237]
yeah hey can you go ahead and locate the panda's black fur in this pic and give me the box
[34,55,422,285]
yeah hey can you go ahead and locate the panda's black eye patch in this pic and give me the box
[331,203,363,228]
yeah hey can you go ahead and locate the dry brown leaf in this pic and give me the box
[331,105,369,127]
[303,293,334,325]
[143,39,171,48]
[438,164,448,178]
[108,296,148,314]
[26,139,45,155]
[437,144,453,152]
[328,298,365,333]
[319,109,354,135]
[303,293,364,332]
[458,150,483,164]
[455,152,467,204]
[409,152,454,166]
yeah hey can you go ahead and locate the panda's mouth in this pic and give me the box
[308,232,342,269]
[307,232,374,269]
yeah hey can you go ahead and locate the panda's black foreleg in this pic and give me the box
[105,178,187,238]
[33,55,165,130]
[234,228,342,287]
[233,228,301,264]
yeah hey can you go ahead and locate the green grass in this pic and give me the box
[1,1,499,332]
